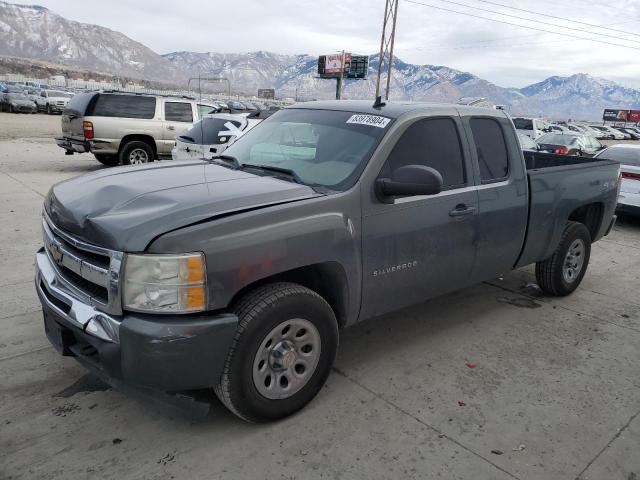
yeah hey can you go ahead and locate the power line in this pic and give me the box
[403,0,640,51]
[467,0,640,38]
[430,0,640,44]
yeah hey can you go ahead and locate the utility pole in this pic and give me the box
[336,50,345,100]
[375,0,399,100]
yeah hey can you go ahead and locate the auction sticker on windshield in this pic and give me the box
[346,114,391,129]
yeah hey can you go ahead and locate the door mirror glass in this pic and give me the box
[376,165,443,199]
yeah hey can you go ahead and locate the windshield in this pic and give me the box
[513,118,533,130]
[223,108,391,190]
[517,133,537,149]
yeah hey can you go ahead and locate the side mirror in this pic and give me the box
[376,165,443,199]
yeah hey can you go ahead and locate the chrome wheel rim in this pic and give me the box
[252,318,321,400]
[129,148,149,164]
[563,239,585,283]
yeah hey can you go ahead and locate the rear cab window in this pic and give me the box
[469,117,510,183]
[165,102,193,122]
[513,118,533,130]
[88,94,156,119]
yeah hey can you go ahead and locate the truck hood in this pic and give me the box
[45,160,321,251]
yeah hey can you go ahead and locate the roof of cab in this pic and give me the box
[287,99,508,119]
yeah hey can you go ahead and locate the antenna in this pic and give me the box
[375,0,399,101]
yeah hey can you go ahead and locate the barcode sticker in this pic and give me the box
[346,114,391,129]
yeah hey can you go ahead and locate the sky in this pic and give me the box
[28,0,640,88]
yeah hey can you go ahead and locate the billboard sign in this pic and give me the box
[257,88,275,99]
[318,54,368,79]
[603,108,640,122]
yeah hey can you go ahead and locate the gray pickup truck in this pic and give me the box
[35,100,620,421]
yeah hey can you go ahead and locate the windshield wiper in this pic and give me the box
[209,154,240,169]
[241,163,304,184]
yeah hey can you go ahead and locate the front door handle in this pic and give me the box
[449,204,477,217]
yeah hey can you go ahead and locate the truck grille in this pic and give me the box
[42,213,123,315]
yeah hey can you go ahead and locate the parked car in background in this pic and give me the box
[25,88,41,103]
[589,125,624,140]
[614,127,640,140]
[548,124,573,134]
[36,90,73,114]
[513,117,548,139]
[517,132,539,151]
[1,86,37,113]
[171,112,269,161]
[595,145,640,215]
[536,132,603,156]
[57,91,215,166]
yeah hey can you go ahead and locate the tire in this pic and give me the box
[215,282,339,422]
[94,154,120,167]
[47,104,52,115]
[535,221,591,296]
[119,141,154,165]
[9,105,14,113]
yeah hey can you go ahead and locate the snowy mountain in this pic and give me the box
[0,1,185,83]
[518,73,640,119]
[2,1,640,120]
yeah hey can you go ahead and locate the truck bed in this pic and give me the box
[516,151,620,268]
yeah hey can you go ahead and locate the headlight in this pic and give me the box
[123,253,207,313]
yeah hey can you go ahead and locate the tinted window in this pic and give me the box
[90,94,156,119]
[470,118,510,182]
[179,118,243,145]
[596,147,640,166]
[165,102,193,122]
[513,118,533,130]
[385,118,466,189]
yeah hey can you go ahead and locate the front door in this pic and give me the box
[361,116,479,319]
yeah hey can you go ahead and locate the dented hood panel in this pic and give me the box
[45,160,320,251]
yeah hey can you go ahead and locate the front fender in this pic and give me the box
[147,190,362,323]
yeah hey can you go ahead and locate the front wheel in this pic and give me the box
[47,104,52,115]
[535,221,591,296]
[215,283,339,422]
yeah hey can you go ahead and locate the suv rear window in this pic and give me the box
[89,94,156,119]
[165,102,193,122]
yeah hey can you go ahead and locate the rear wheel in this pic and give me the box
[94,154,119,167]
[119,141,154,165]
[215,282,339,422]
[535,222,591,296]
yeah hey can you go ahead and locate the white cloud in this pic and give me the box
[31,0,640,88]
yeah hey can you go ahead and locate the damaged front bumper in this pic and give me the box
[35,248,239,394]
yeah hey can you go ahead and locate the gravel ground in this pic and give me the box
[1,112,639,480]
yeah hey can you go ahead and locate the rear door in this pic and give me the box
[161,100,195,154]
[361,115,479,319]
[462,115,529,282]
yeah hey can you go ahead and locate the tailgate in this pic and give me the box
[61,113,85,137]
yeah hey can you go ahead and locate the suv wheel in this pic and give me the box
[120,141,154,165]
[94,154,119,167]
[535,221,591,296]
[215,282,339,422]
[46,104,52,114]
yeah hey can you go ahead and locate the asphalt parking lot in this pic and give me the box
[1,111,639,480]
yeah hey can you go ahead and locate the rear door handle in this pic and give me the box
[167,125,175,131]
[449,204,477,217]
